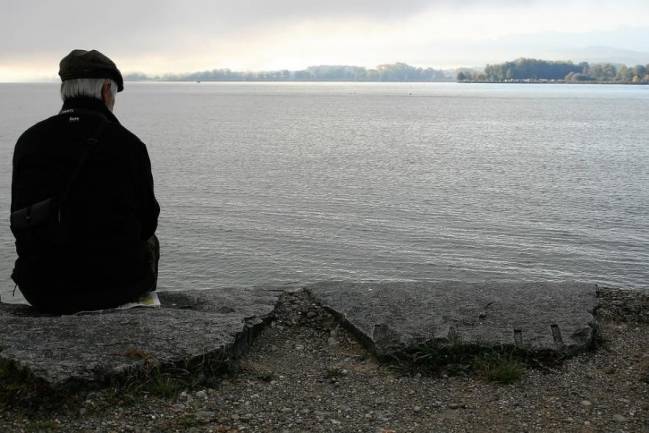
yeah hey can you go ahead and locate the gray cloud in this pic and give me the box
[1,0,645,75]
[1,0,540,59]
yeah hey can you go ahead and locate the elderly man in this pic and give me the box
[10,49,160,314]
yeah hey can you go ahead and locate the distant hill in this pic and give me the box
[555,46,649,67]
[124,63,455,83]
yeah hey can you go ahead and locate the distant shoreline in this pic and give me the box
[1,79,647,87]
[129,79,456,84]
[129,79,647,85]
[458,80,648,85]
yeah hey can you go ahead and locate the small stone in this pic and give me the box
[195,390,208,400]
[414,406,422,412]
[196,411,215,421]
[377,413,390,422]
[580,400,592,407]
[307,311,317,319]
[613,414,627,422]
[79,407,87,416]
[295,345,305,351]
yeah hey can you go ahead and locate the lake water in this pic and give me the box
[0,82,647,303]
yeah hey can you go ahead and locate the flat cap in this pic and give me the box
[59,49,124,92]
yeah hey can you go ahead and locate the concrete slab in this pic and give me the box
[307,281,599,358]
[597,287,649,323]
[0,287,282,389]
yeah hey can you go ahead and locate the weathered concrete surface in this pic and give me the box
[0,287,282,389]
[307,281,599,358]
[597,287,649,323]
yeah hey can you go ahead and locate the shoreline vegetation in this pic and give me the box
[457,58,649,84]
[125,63,453,83]
[123,58,649,85]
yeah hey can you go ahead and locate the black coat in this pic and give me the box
[11,97,160,312]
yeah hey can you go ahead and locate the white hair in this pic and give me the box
[60,78,118,102]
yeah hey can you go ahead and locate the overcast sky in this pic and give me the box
[1,0,649,81]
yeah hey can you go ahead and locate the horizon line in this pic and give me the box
[3,57,648,84]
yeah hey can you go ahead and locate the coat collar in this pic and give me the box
[60,97,120,124]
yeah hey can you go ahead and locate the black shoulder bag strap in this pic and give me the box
[10,110,109,232]
[57,110,109,211]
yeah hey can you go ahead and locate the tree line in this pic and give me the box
[125,63,452,82]
[457,58,649,83]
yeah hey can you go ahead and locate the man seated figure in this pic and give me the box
[10,49,160,314]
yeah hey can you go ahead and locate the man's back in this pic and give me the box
[11,96,160,313]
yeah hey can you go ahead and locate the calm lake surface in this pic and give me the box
[0,82,647,302]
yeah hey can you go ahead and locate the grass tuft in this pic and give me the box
[0,359,55,410]
[472,352,526,384]
[387,341,529,384]
[324,366,346,380]
[105,351,231,404]
[25,419,61,432]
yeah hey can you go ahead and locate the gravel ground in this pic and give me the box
[1,290,648,433]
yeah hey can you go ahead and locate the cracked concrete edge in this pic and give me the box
[302,287,381,357]
[0,289,286,393]
[302,286,465,362]
[304,282,604,363]
[101,305,278,387]
[1,284,646,392]
[0,323,268,394]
